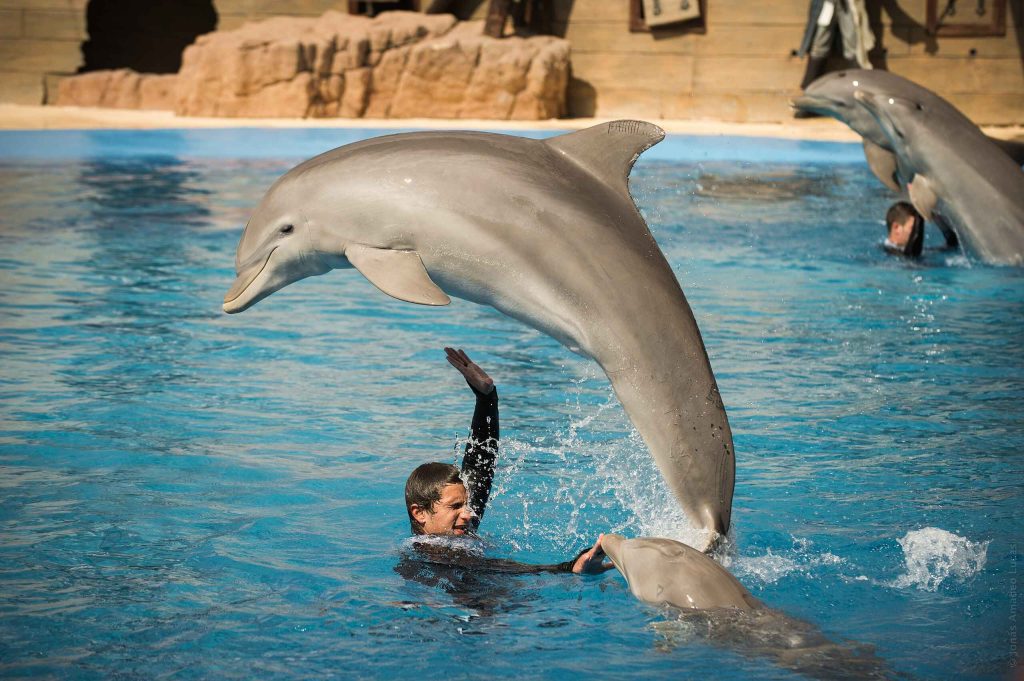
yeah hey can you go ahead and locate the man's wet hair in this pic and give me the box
[886,201,919,228]
[405,462,463,535]
[885,201,925,257]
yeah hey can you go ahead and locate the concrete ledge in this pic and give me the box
[2,103,1021,142]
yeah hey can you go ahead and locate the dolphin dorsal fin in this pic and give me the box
[545,120,665,199]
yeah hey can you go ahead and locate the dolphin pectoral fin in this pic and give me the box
[346,245,451,306]
[545,120,665,200]
[907,175,938,221]
[862,139,901,193]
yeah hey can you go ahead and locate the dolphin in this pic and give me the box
[853,90,1024,265]
[792,69,1024,195]
[602,533,760,610]
[602,534,893,680]
[223,120,736,549]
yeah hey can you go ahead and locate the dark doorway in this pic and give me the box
[349,0,420,17]
[80,0,218,74]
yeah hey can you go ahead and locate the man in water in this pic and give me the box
[402,347,612,575]
[883,201,925,257]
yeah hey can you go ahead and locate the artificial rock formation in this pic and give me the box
[55,70,177,110]
[56,10,570,120]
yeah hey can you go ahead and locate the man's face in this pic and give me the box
[413,483,475,535]
[889,215,915,248]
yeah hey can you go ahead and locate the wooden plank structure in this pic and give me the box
[0,0,1021,124]
[926,0,1008,36]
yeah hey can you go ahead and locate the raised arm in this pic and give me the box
[445,348,499,527]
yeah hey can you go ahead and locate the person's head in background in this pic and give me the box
[884,201,924,258]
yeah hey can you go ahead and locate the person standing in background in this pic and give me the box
[796,0,876,112]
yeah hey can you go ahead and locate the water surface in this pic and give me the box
[0,129,1020,680]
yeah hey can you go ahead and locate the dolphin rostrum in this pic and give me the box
[223,121,736,549]
[854,90,1024,266]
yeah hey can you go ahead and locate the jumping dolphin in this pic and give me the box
[792,69,1024,193]
[223,121,736,549]
[602,534,893,680]
[854,90,1024,265]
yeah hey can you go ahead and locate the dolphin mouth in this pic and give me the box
[223,247,276,313]
[791,94,843,113]
[600,533,626,568]
[852,89,876,108]
[852,90,887,123]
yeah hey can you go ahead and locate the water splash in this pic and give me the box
[590,416,715,550]
[725,537,846,585]
[891,527,988,591]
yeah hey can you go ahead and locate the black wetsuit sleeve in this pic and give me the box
[461,385,498,525]
[404,544,587,575]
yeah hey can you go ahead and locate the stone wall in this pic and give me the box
[0,0,88,105]
[2,0,1022,123]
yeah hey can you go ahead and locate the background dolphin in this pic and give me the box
[792,69,1024,193]
[854,90,1024,266]
[603,534,893,680]
[223,121,736,549]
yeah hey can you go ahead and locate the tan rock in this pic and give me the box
[389,39,480,118]
[137,74,177,110]
[340,67,371,117]
[53,10,567,120]
[513,39,569,120]
[461,39,534,119]
[54,69,177,110]
[363,45,411,118]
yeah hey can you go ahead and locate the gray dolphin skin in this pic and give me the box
[223,120,736,549]
[603,534,895,679]
[602,533,759,610]
[792,69,1024,192]
[854,90,1024,265]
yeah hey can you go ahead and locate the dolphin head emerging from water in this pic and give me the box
[224,122,737,548]
[602,533,760,610]
[852,92,927,166]
[793,69,1024,198]
[792,69,893,150]
[854,89,1024,264]
[792,69,928,193]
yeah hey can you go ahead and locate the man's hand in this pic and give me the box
[445,347,494,395]
[573,534,616,574]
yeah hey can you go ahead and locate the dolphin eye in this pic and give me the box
[279,224,294,235]
[915,103,924,111]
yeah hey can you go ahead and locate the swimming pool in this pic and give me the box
[0,128,1020,680]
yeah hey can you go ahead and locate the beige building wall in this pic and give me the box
[1,0,1021,123]
[542,0,1023,123]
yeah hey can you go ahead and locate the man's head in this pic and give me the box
[405,462,475,535]
[886,201,924,256]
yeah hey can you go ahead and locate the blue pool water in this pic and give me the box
[0,128,1021,680]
